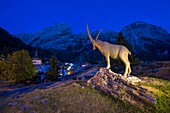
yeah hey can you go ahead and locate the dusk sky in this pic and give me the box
[0,0,170,34]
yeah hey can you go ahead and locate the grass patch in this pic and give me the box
[139,77,170,113]
[1,83,143,113]
[0,77,170,113]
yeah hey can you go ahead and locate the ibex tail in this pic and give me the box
[128,50,131,55]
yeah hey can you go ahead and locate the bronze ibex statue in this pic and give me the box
[87,24,132,77]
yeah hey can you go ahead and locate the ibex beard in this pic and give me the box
[86,24,132,77]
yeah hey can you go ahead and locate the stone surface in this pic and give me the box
[8,102,18,106]
[88,68,156,107]
[19,104,30,110]
[12,95,23,99]
[40,99,49,104]
[32,95,41,100]
[127,75,141,83]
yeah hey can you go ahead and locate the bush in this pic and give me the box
[0,50,37,83]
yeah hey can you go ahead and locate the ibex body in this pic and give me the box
[87,24,131,77]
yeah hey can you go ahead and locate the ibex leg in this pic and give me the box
[124,55,131,75]
[105,56,110,69]
[120,56,129,77]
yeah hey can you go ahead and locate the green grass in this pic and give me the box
[0,77,170,113]
[139,77,170,113]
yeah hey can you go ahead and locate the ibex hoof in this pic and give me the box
[106,67,110,69]
[123,75,128,78]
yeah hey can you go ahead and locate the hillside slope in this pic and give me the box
[0,27,31,54]
[0,77,169,113]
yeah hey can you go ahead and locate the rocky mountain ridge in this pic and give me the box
[120,21,170,60]
[0,27,53,58]
[13,21,170,61]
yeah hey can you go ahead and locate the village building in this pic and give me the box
[32,58,42,65]
[32,49,42,65]
[32,49,50,83]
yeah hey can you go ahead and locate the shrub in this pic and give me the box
[0,50,37,82]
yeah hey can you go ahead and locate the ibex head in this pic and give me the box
[86,24,102,50]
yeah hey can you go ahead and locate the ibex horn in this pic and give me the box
[86,24,94,43]
[96,28,102,40]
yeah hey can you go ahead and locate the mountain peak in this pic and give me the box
[121,21,170,60]
[37,23,72,35]
[131,21,149,25]
[122,21,169,34]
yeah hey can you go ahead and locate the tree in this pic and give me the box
[0,50,37,82]
[47,56,60,80]
[111,32,141,73]
[116,32,130,47]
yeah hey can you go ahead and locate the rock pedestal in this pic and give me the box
[87,68,156,107]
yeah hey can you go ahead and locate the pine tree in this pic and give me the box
[110,32,141,73]
[116,32,130,48]
[115,32,141,66]
[47,56,60,80]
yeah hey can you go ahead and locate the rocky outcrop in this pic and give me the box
[87,68,156,107]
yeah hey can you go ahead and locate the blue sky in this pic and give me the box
[0,0,170,34]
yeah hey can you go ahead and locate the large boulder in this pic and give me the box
[121,21,170,60]
[87,68,156,107]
